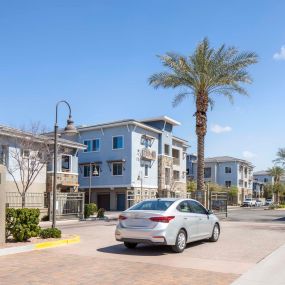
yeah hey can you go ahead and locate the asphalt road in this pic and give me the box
[226,207,285,223]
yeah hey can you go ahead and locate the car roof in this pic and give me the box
[139,198,195,202]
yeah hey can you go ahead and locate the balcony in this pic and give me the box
[173,157,180,166]
[141,148,156,161]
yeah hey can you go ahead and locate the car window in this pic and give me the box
[189,201,207,215]
[177,201,191,213]
[130,200,174,211]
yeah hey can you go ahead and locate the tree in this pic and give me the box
[268,166,285,203]
[3,124,51,207]
[187,180,197,192]
[273,148,285,167]
[149,38,258,192]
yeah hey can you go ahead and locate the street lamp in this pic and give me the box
[137,171,143,201]
[52,100,78,229]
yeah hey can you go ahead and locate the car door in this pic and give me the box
[176,201,199,241]
[189,200,212,238]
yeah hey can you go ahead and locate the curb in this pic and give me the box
[0,235,80,257]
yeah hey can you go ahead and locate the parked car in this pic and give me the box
[115,198,220,253]
[265,199,273,206]
[255,199,263,207]
[242,198,256,207]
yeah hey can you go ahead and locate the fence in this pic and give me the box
[6,192,84,219]
[6,192,46,209]
[48,192,84,219]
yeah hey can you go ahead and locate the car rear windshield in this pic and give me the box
[130,200,174,211]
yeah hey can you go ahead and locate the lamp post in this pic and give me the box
[52,100,78,229]
[137,171,143,201]
[88,163,99,204]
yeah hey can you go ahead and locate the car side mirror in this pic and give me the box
[207,209,213,215]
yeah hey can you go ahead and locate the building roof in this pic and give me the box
[0,124,85,150]
[193,156,254,167]
[253,170,271,176]
[140,115,181,126]
[77,119,162,134]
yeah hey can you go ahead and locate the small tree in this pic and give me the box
[268,166,284,204]
[4,123,51,207]
[187,181,197,192]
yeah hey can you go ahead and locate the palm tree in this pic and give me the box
[274,148,285,166]
[149,38,258,192]
[268,166,285,203]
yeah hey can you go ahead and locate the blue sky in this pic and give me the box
[1,1,285,171]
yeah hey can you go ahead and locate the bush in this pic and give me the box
[39,228,61,239]
[6,208,41,242]
[84,203,97,218]
[97,208,105,218]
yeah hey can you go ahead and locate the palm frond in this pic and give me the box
[172,92,191,107]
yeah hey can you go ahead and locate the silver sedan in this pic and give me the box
[115,198,220,253]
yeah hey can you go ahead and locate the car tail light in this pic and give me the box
[119,215,127,220]
[149,216,175,223]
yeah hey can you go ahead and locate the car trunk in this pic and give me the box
[120,210,165,229]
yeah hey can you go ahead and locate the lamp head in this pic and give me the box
[64,115,78,136]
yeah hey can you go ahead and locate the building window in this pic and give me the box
[173,170,180,181]
[244,181,248,188]
[112,162,123,175]
[144,165,149,177]
[204,167,211,178]
[225,181,231,187]
[113,136,124,150]
[62,155,71,172]
[83,140,92,152]
[92,139,100,152]
[264,178,268,183]
[21,149,30,158]
[83,165,100,177]
[84,139,100,152]
[164,144,170,156]
[225,167,231,174]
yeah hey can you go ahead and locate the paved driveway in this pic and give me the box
[0,209,284,285]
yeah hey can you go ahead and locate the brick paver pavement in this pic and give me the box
[0,250,238,285]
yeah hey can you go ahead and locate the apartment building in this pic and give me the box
[76,116,188,211]
[191,156,254,204]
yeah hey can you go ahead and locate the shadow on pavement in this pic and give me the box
[274,216,285,222]
[97,240,205,256]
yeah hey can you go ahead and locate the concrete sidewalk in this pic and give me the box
[231,243,285,285]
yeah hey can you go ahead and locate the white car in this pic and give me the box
[242,198,256,207]
[115,198,220,253]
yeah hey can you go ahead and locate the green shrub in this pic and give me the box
[6,208,41,242]
[97,208,105,218]
[39,228,61,239]
[84,203,97,218]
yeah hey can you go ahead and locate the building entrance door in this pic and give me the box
[117,193,126,211]
[97,194,110,211]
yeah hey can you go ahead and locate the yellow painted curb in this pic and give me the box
[35,235,80,250]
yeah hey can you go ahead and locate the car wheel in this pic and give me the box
[209,223,220,242]
[171,229,187,253]
[124,242,137,249]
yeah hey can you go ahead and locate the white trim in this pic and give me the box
[78,121,162,134]
[141,116,181,126]
[61,154,72,173]
[112,135,124,150]
[47,171,78,176]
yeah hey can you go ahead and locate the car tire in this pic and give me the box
[171,229,187,253]
[124,242,137,249]
[209,223,220,242]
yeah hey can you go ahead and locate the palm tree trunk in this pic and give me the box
[197,134,205,191]
[195,91,208,193]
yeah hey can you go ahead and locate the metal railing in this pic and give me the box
[6,192,46,208]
